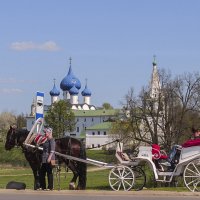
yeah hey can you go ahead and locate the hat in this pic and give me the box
[43,127,53,135]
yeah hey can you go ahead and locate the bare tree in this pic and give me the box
[0,112,16,142]
[120,70,200,152]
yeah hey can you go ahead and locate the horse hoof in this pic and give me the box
[69,182,76,190]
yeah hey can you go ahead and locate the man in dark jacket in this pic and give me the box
[39,127,55,190]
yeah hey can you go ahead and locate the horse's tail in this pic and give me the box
[78,140,87,190]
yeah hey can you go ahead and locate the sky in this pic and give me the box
[1,0,200,115]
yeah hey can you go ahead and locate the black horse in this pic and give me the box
[5,126,87,190]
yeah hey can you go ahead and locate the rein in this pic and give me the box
[86,139,120,150]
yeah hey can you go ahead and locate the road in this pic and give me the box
[0,190,200,200]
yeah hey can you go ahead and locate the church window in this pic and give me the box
[77,127,79,132]
[92,132,95,135]
[98,131,100,135]
[104,132,106,135]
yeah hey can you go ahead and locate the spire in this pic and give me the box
[69,57,72,67]
[68,57,73,75]
[150,56,160,99]
[153,55,157,66]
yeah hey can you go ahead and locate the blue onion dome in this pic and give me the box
[81,79,92,96]
[69,84,79,95]
[50,80,60,96]
[60,61,81,91]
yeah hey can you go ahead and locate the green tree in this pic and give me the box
[16,113,27,128]
[102,102,113,110]
[45,100,75,138]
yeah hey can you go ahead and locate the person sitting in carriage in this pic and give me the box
[152,127,200,171]
[181,127,200,148]
[166,127,200,170]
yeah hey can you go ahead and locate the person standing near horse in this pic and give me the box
[39,127,55,190]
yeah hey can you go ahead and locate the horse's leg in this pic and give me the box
[29,164,40,190]
[67,162,79,190]
[24,151,41,190]
[76,161,87,190]
[76,144,87,190]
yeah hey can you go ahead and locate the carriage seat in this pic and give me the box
[115,142,131,163]
[34,134,47,145]
[152,144,168,160]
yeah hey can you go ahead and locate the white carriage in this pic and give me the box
[109,142,200,192]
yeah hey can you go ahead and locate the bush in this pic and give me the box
[0,142,28,166]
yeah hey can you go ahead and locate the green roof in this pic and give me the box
[86,122,113,130]
[79,131,86,138]
[73,109,119,117]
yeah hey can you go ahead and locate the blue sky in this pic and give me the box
[1,0,200,114]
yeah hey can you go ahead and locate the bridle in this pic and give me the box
[7,127,20,148]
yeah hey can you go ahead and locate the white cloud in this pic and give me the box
[0,88,23,94]
[0,78,37,84]
[10,41,61,51]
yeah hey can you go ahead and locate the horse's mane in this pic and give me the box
[16,128,29,135]
[14,128,29,142]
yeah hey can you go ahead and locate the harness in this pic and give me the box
[34,134,48,145]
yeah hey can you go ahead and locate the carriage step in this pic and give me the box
[157,172,173,176]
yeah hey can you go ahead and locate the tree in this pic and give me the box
[0,112,16,142]
[102,102,113,110]
[45,100,75,138]
[118,70,200,152]
[16,113,27,128]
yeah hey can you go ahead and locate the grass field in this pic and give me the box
[0,165,189,192]
[0,166,111,190]
[0,142,188,191]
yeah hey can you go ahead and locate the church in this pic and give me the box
[26,58,118,149]
[26,57,160,149]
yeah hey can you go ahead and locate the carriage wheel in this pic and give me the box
[132,166,146,191]
[109,166,134,191]
[183,159,200,192]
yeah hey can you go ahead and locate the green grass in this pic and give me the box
[0,142,28,166]
[0,142,189,191]
[0,166,111,190]
[148,186,188,192]
[0,166,189,191]
[86,149,116,164]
